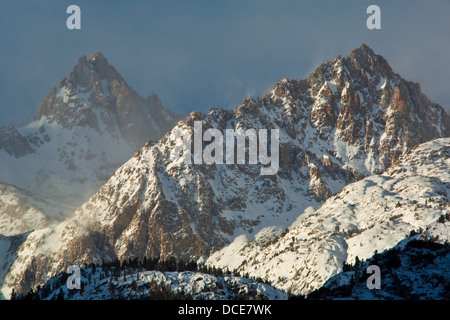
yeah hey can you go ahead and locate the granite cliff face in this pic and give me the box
[1,44,449,297]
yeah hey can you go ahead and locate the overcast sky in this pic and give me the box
[1,0,449,126]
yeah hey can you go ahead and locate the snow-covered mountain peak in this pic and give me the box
[1,45,449,299]
[33,51,173,143]
[0,52,182,224]
[68,51,125,90]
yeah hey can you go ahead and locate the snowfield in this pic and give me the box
[207,138,450,295]
[1,46,449,300]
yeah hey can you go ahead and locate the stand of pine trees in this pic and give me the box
[11,256,265,300]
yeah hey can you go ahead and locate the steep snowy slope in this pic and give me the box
[207,138,449,295]
[2,45,449,297]
[309,228,450,300]
[0,182,69,236]
[0,233,29,299]
[0,52,181,217]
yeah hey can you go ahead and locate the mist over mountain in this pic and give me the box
[0,52,182,227]
[0,44,449,299]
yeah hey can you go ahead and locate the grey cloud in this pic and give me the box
[0,0,448,126]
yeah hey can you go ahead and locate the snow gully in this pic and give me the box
[170,121,279,175]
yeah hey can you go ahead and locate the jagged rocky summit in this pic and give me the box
[0,52,182,226]
[1,44,449,298]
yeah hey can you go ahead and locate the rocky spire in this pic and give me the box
[34,52,182,147]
